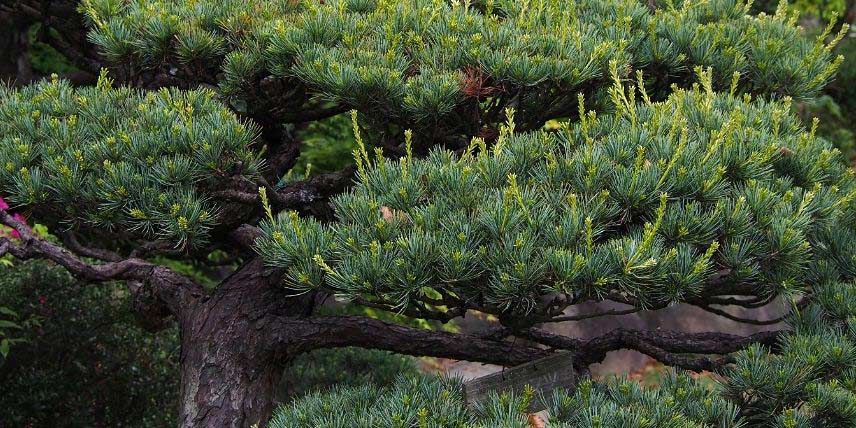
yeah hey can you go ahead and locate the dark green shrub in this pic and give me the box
[284,347,418,398]
[0,260,179,428]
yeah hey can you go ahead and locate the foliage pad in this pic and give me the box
[0,75,261,247]
[271,372,743,427]
[81,0,845,137]
[257,80,856,320]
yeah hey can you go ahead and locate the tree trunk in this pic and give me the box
[176,259,296,428]
[178,323,283,428]
[0,19,33,84]
[166,255,549,427]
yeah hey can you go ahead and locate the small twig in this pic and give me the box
[544,307,640,323]
[696,304,788,326]
[62,231,122,262]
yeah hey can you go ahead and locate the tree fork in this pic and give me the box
[173,258,552,427]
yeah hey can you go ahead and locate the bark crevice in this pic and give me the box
[177,258,298,428]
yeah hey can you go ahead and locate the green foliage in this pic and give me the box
[26,24,80,76]
[2,0,854,425]
[0,305,39,359]
[81,0,845,139]
[0,260,179,427]
[271,376,472,428]
[271,372,743,427]
[257,79,856,318]
[798,94,856,161]
[787,27,856,163]
[830,35,856,112]
[722,280,856,427]
[751,0,847,21]
[788,0,847,21]
[548,374,744,427]
[282,114,358,184]
[0,75,262,247]
[284,347,418,397]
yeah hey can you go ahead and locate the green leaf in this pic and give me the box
[0,320,22,329]
[0,307,18,318]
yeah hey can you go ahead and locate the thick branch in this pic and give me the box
[1,209,205,317]
[212,165,356,218]
[275,315,551,366]
[275,165,356,212]
[521,327,784,372]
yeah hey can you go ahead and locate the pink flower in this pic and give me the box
[0,196,27,239]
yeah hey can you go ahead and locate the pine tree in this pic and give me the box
[0,0,853,427]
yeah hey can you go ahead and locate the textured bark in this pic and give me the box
[277,315,550,366]
[0,17,32,84]
[177,258,291,428]
[178,314,282,428]
[173,257,550,427]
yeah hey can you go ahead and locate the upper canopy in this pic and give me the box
[82,0,844,134]
[256,81,856,319]
[0,75,261,247]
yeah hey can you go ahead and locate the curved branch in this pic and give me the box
[543,306,640,323]
[212,165,356,217]
[520,327,784,372]
[1,209,205,317]
[695,304,788,326]
[62,231,122,262]
[275,315,551,366]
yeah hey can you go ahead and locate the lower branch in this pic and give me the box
[521,327,784,372]
[275,315,551,366]
[212,165,356,218]
[1,209,204,317]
